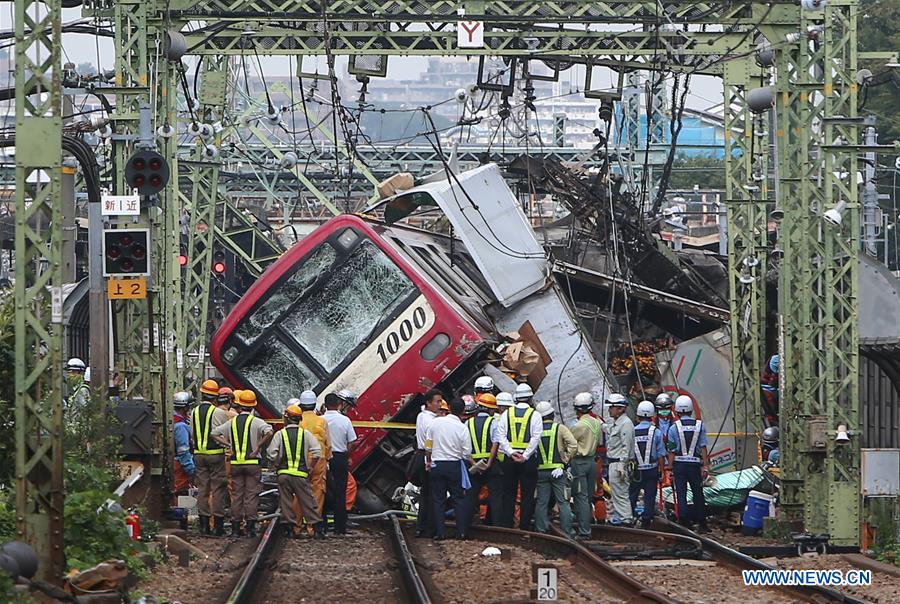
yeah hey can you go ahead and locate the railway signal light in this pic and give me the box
[125,150,170,196]
[212,249,227,275]
[103,229,150,276]
[178,246,188,268]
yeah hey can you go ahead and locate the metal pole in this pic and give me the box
[89,200,110,394]
[863,117,878,256]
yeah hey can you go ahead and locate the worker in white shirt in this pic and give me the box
[412,388,443,538]
[495,385,544,529]
[323,390,358,535]
[424,397,473,540]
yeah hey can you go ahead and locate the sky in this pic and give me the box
[0,7,725,112]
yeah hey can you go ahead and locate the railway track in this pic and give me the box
[641,517,870,604]
[224,514,673,603]
[226,514,427,604]
[547,519,874,603]
[403,522,675,603]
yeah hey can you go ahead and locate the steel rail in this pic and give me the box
[550,524,703,560]
[388,514,433,604]
[224,512,283,604]
[652,517,870,604]
[404,521,677,603]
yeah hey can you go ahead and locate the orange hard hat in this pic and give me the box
[236,390,257,408]
[285,404,303,419]
[232,389,244,402]
[476,393,498,409]
[217,387,234,402]
[200,379,219,396]
[439,399,450,411]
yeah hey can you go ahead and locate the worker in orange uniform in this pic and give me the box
[267,404,325,539]
[192,379,230,536]
[297,390,331,526]
[212,390,273,537]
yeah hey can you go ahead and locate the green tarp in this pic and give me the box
[661,465,770,509]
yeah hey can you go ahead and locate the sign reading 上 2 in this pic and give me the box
[537,567,558,601]
[107,277,147,299]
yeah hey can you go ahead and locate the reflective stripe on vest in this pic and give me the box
[507,406,534,451]
[634,425,657,470]
[192,403,224,455]
[538,423,564,471]
[277,426,309,477]
[469,415,493,460]
[231,414,259,465]
[674,418,702,463]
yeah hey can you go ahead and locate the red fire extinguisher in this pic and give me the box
[125,511,141,541]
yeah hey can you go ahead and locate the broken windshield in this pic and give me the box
[235,243,337,345]
[281,239,417,372]
[240,337,317,413]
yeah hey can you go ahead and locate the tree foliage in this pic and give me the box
[859,0,900,143]
[667,154,726,190]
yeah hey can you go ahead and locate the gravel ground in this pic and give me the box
[413,537,625,604]
[137,535,258,604]
[621,561,796,604]
[773,554,900,604]
[257,527,403,604]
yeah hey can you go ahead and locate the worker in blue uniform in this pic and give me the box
[666,395,710,532]
[630,401,666,529]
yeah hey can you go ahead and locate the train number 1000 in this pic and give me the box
[376,305,428,363]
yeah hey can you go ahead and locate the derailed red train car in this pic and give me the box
[210,214,492,509]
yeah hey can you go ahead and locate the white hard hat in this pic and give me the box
[573,392,594,409]
[535,401,555,417]
[173,391,193,407]
[336,389,357,406]
[286,398,301,408]
[299,390,317,408]
[83,367,91,383]
[496,392,515,407]
[605,393,627,407]
[66,357,86,372]
[675,395,694,414]
[636,400,656,418]
[514,383,534,401]
[474,376,494,392]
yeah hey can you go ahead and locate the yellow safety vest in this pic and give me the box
[192,403,224,455]
[230,414,259,465]
[467,415,505,462]
[277,426,309,478]
[538,423,564,471]
[507,406,535,451]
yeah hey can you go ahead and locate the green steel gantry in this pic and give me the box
[14,0,65,583]
[14,0,867,580]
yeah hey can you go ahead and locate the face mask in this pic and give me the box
[658,409,671,417]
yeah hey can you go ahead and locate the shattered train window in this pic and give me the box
[240,338,317,413]
[282,239,417,372]
[235,243,337,344]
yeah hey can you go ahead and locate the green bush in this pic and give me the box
[64,489,147,577]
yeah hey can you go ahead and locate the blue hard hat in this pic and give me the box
[769,355,780,374]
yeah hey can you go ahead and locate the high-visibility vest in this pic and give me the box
[537,422,564,471]
[507,406,535,451]
[674,418,703,463]
[468,415,505,462]
[634,425,657,470]
[192,403,224,455]
[276,425,309,478]
[230,414,259,465]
